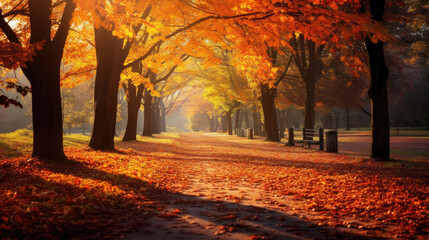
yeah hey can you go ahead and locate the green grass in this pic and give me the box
[0,130,91,158]
[0,129,33,157]
[0,129,178,158]
[64,134,91,146]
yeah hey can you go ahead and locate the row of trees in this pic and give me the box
[1,0,427,162]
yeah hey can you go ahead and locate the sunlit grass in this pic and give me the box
[0,129,33,157]
[137,134,176,145]
[63,134,91,147]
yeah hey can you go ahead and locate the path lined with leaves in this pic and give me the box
[1,132,428,239]
[121,133,429,239]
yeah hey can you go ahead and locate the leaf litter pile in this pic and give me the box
[1,132,428,239]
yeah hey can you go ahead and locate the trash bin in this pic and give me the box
[248,128,253,139]
[326,131,338,153]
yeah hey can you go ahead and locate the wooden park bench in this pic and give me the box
[286,128,324,150]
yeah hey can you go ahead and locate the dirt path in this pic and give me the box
[118,133,428,239]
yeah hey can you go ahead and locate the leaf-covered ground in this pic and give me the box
[1,131,428,239]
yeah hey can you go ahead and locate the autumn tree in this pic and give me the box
[0,0,75,161]
[361,0,391,160]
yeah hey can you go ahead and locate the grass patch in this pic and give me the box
[63,134,91,147]
[0,129,33,157]
[137,134,176,145]
[0,131,92,158]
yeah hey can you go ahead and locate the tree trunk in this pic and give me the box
[244,108,250,129]
[142,89,153,137]
[279,109,285,138]
[346,107,350,131]
[234,109,241,131]
[221,115,227,132]
[123,63,144,141]
[252,105,259,135]
[19,0,75,161]
[160,99,167,132]
[291,37,322,131]
[304,81,316,130]
[365,0,390,161]
[122,90,141,141]
[29,53,67,160]
[213,116,219,132]
[89,27,125,150]
[151,99,160,134]
[226,113,233,135]
[210,117,215,132]
[260,84,280,142]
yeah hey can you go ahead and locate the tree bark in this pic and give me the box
[260,84,280,142]
[221,115,227,132]
[244,107,250,129]
[204,112,214,132]
[234,109,241,132]
[122,65,144,141]
[279,109,286,138]
[151,98,160,134]
[226,112,233,135]
[304,81,316,130]
[160,99,167,132]
[89,27,127,150]
[11,0,76,161]
[252,105,259,135]
[291,37,323,131]
[346,107,350,131]
[213,115,219,132]
[142,88,153,137]
[364,0,390,160]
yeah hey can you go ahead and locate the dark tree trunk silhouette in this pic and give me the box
[304,80,316,130]
[226,112,233,135]
[151,97,161,134]
[234,109,241,131]
[260,84,280,142]
[122,64,144,141]
[142,88,153,137]
[243,107,250,129]
[346,107,351,131]
[221,115,227,132]
[204,112,215,132]
[89,5,151,150]
[364,0,390,160]
[278,109,286,138]
[0,0,75,161]
[160,99,166,132]
[89,27,128,150]
[252,105,259,135]
[291,36,323,130]
[213,115,219,132]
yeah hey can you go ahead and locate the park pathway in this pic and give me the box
[117,132,420,240]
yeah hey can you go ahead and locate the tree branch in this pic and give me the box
[123,11,270,70]
[52,0,76,51]
[0,9,21,44]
